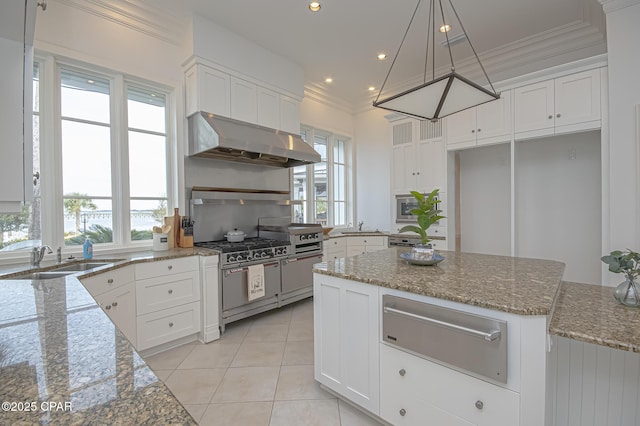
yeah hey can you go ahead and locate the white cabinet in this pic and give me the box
[446,91,512,150]
[185,62,301,134]
[392,119,446,194]
[80,265,135,297]
[380,344,520,426]
[514,69,601,140]
[0,0,36,212]
[313,274,380,414]
[345,235,388,257]
[135,256,201,351]
[95,282,137,345]
[200,255,220,343]
[323,237,347,262]
[185,64,231,118]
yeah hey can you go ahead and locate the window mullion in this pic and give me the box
[111,75,129,245]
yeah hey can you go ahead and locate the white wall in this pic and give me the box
[459,143,512,256]
[515,132,602,284]
[300,96,355,137]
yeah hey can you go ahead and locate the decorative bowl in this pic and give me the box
[400,252,445,266]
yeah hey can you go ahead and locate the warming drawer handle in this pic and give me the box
[285,254,323,264]
[383,306,501,342]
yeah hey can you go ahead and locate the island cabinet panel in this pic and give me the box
[313,274,380,414]
[95,282,137,345]
[380,344,520,426]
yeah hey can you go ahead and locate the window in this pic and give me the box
[0,57,172,256]
[293,127,352,227]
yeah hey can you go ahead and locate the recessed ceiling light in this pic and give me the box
[368,86,376,91]
[87,79,94,84]
[439,24,451,33]
[309,2,321,12]
[325,77,333,83]
[377,53,387,60]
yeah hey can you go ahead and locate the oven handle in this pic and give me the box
[284,253,323,264]
[224,261,280,275]
[383,305,502,342]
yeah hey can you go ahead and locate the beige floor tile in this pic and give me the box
[144,343,195,371]
[212,366,280,402]
[199,402,273,426]
[282,340,314,365]
[291,299,314,322]
[182,403,208,423]
[287,319,314,341]
[219,320,252,343]
[152,369,173,382]
[250,306,293,325]
[270,399,340,426]
[275,365,333,401]
[178,342,240,369]
[338,399,385,426]
[244,323,290,342]
[164,368,226,405]
[231,341,285,367]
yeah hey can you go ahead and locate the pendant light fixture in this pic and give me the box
[373,0,499,121]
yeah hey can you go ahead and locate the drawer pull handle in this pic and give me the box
[105,305,111,310]
[112,302,118,307]
[399,369,406,376]
[556,113,561,118]
[399,408,406,417]
[383,306,501,342]
[169,322,174,328]
[168,289,173,294]
[548,115,553,119]
[168,265,173,270]
[107,278,114,284]
[475,400,484,410]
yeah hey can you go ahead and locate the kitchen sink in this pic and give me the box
[5,271,76,280]
[52,262,114,272]
[341,230,385,234]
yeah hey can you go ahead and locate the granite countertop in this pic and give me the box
[0,248,216,425]
[549,281,640,352]
[313,246,566,315]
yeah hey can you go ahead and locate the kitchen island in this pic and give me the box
[313,246,565,426]
[0,249,215,425]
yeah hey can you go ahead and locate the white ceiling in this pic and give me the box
[137,0,606,110]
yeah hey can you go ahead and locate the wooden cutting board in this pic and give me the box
[163,216,175,249]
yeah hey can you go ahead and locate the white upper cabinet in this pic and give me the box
[445,91,512,150]
[0,0,36,213]
[185,62,301,134]
[514,69,601,140]
[392,119,445,194]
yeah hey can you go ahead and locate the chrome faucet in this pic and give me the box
[31,245,53,267]
[358,221,364,231]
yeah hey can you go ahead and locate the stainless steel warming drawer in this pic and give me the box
[382,295,508,383]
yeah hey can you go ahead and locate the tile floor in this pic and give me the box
[143,298,384,426]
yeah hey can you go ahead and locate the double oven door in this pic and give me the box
[222,261,281,311]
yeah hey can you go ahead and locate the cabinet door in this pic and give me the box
[230,76,258,124]
[445,107,476,148]
[189,65,231,117]
[514,80,554,139]
[96,281,137,345]
[257,86,280,129]
[416,138,445,193]
[314,275,380,414]
[392,143,416,194]
[347,245,366,257]
[279,95,301,134]
[554,69,601,130]
[476,91,512,146]
[200,256,220,343]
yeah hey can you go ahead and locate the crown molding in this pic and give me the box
[53,0,186,46]
[303,82,356,115]
[598,0,640,13]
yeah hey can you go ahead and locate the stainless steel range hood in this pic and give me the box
[188,112,320,168]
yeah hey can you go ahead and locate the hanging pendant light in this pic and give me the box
[373,0,499,121]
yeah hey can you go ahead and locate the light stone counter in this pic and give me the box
[313,246,565,315]
[0,248,218,425]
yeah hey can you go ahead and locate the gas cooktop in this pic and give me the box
[195,237,290,253]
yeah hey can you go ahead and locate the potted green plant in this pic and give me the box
[399,189,446,246]
[601,249,640,306]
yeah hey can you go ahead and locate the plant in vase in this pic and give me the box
[399,189,446,261]
[601,249,640,307]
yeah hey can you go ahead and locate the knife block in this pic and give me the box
[179,229,193,248]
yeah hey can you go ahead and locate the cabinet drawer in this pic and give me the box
[136,271,200,315]
[136,301,201,351]
[135,256,198,280]
[348,236,385,246]
[326,238,346,248]
[380,344,519,426]
[80,265,135,297]
[325,248,347,261]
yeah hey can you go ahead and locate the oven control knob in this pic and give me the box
[246,255,253,261]
[236,255,243,261]
[261,252,268,258]
[228,256,236,262]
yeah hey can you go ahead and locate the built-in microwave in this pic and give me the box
[395,193,440,223]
